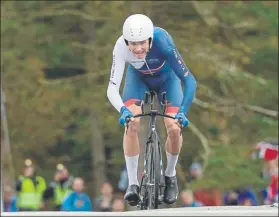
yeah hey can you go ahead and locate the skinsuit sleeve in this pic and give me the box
[156,28,197,114]
[107,37,127,113]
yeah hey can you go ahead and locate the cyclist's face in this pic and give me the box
[128,39,150,59]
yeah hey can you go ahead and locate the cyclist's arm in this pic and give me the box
[107,37,126,113]
[158,30,197,114]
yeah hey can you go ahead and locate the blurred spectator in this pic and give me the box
[61,177,92,211]
[180,189,204,207]
[253,139,278,162]
[117,166,128,193]
[15,159,46,211]
[94,181,115,212]
[252,139,278,179]
[111,198,126,212]
[194,188,223,206]
[253,139,278,205]
[237,187,258,206]
[262,173,278,205]
[241,198,253,206]
[3,186,17,212]
[187,162,203,183]
[224,190,239,206]
[43,164,74,210]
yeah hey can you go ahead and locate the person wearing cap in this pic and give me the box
[15,159,46,211]
[42,163,74,210]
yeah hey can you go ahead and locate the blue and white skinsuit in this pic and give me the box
[107,27,197,117]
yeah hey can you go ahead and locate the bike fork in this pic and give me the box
[158,141,165,204]
[137,141,150,209]
[138,143,165,208]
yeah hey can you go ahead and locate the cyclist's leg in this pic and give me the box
[158,73,183,168]
[158,72,183,204]
[122,65,148,202]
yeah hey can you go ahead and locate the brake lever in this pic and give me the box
[161,103,166,114]
[141,100,144,114]
[161,92,167,114]
[178,118,183,136]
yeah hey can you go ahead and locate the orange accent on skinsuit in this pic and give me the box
[124,99,141,107]
[165,106,179,114]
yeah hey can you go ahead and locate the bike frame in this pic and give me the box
[125,91,182,209]
[140,112,164,209]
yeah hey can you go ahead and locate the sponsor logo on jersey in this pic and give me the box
[173,49,178,58]
[147,58,160,64]
[111,54,116,79]
[184,70,189,77]
[173,48,188,72]
[109,80,116,85]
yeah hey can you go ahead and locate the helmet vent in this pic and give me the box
[138,28,143,36]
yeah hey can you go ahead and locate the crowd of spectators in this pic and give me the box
[3,139,278,212]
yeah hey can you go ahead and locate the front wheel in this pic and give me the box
[147,134,161,209]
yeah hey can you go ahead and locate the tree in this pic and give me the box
[1,1,277,196]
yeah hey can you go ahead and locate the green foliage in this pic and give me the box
[249,47,278,79]
[249,114,278,138]
[249,1,278,34]
[189,145,269,191]
[1,1,277,198]
[39,42,83,67]
[216,1,278,35]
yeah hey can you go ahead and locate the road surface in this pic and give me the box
[1,204,278,216]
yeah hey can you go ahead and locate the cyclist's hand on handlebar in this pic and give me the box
[119,106,134,126]
[175,112,189,128]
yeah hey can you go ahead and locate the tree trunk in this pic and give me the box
[82,2,106,198]
[90,113,106,198]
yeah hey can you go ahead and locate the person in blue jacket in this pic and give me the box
[224,187,259,206]
[61,177,92,211]
[237,187,259,206]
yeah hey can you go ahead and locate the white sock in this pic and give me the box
[165,152,179,177]
[125,154,139,186]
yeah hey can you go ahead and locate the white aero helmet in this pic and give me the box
[123,14,154,48]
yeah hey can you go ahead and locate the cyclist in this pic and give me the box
[107,14,197,205]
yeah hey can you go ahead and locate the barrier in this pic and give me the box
[1,204,278,216]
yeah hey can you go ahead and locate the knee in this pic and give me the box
[165,119,180,139]
[125,104,142,136]
[127,118,140,135]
